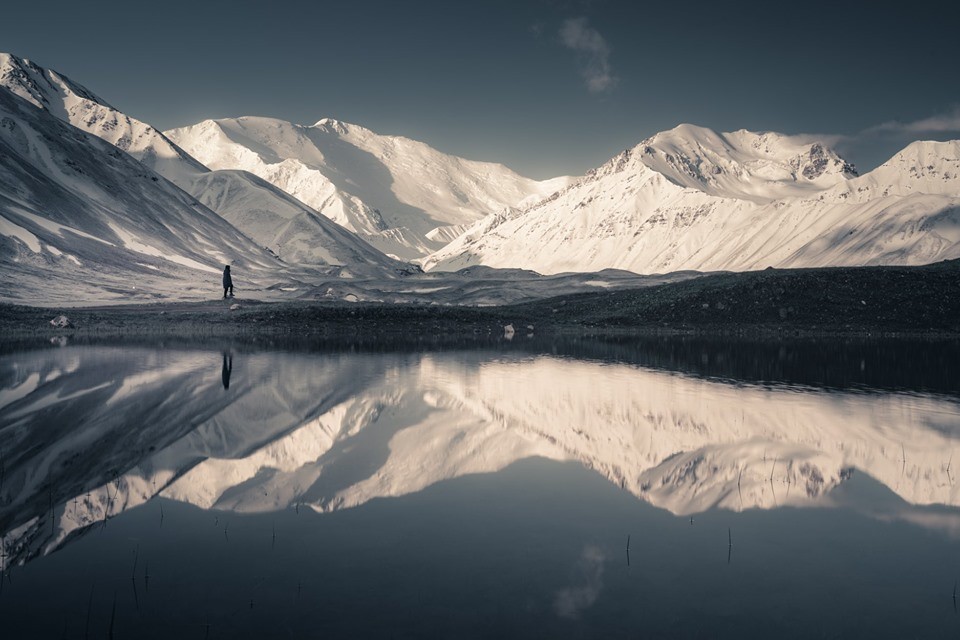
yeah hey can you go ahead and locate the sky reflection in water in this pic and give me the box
[1,339,959,638]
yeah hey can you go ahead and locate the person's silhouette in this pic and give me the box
[221,352,233,389]
[223,265,234,298]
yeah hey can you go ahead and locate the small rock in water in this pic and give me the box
[49,315,72,328]
[229,304,241,311]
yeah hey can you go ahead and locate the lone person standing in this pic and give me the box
[223,265,234,298]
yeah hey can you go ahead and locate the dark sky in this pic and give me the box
[3,0,958,178]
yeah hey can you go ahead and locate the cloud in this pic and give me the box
[553,545,605,619]
[865,107,960,136]
[789,107,960,160]
[727,107,960,174]
[559,17,617,93]
[781,132,852,148]
[874,510,960,539]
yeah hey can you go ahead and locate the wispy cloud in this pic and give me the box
[792,107,960,154]
[865,107,960,135]
[783,132,852,148]
[789,107,960,172]
[554,546,605,619]
[559,17,617,93]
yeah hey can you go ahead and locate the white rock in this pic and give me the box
[229,304,241,311]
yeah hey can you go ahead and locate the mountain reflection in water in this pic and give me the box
[2,340,959,568]
[3,339,960,639]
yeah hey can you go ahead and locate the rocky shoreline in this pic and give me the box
[1,260,958,342]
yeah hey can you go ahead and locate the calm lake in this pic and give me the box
[2,337,960,638]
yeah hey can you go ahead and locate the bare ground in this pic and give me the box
[2,260,958,342]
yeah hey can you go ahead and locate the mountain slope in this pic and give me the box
[0,53,400,271]
[425,127,960,274]
[183,169,406,269]
[638,124,857,202]
[829,139,960,200]
[0,88,294,303]
[166,116,571,260]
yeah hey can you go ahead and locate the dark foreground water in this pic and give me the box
[1,337,960,639]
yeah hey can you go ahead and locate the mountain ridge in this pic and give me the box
[637,123,858,202]
[3,50,959,291]
[166,115,572,260]
[424,125,960,274]
[0,87,296,303]
[0,53,403,273]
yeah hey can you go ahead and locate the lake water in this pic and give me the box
[1,337,960,638]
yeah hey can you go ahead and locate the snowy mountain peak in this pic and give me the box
[0,86,297,303]
[0,52,206,179]
[312,117,349,134]
[0,54,403,276]
[0,52,113,119]
[637,123,856,202]
[425,125,959,276]
[168,115,573,259]
[869,139,960,188]
[885,139,960,169]
[833,138,960,201]
[644,122,723,148]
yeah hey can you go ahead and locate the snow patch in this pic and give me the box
[107,222,218,273]
[0,216,41,252]
[17,210,114,245]
[0,372,40,409]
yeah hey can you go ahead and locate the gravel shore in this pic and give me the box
[2,260,958,341]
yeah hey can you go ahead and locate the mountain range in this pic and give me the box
[1,51,958,303]
[166,117,570,260]
[0,53,404,283]
[0,83,290,304]
[425,125,960,274]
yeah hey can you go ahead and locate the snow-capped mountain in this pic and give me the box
[166,116,571,260]
[638,124,857,201]
[424,125,960,274]
[0,53,402,272]
[835,139,960,200]
[3,50,958,288]
[0,87,294,303]
[5,347,960,565]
